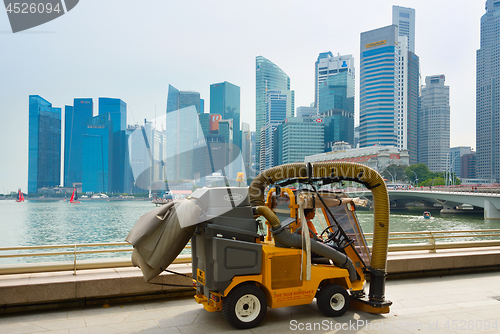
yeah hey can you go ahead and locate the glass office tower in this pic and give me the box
[64,98,93,188]
[98,97,128,193]
[210,81,241,149]
[359,25,399,147]
[28,95,61,194]
[263,90,287,170]
[256,56,294,172]
[318,70,355,149]
[82,114,113,193]
[476,0,500,182]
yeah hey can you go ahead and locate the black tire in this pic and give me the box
[317,284,350,317]
[222,283,267,329]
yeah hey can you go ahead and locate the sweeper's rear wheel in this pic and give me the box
[222,283,267,329]
[317,284,350,317]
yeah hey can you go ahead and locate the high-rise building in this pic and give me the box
[28,95,62,194]
[407,52,420,164]
[314,53,354,113]
[241,122,252,176]
[167,84,201,114]
[98,97,128,193]
[256,56,294,172]
[359,25,399,147]
[392,5,415,53]
[450,147,473,178]
[461,152,476,179]
[210,81,241,150]
[262,90,288,170]
[274,117,324,165]
[318,69,355,148]
[64,98,93,188]
[418,75,450,172]
[82,114,113,193]
[476,0,500,182]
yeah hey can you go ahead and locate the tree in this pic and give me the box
[381,164,408,183]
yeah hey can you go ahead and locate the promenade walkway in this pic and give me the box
[0,271,499,333]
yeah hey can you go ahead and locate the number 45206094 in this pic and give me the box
[6,2,62,14]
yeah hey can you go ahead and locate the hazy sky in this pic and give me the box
[0,0,485,193]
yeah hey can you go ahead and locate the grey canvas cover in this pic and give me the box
[126,199,201,281]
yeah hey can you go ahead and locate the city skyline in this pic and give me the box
[0,1,484,192]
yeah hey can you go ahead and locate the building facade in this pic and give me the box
[418,75,450,172]
[314,53,354,113]
[210,81,241,150]
[392,5,416,53]
[450,146,473,179]
[64,98,93,188]
[305,145,410,172]
[28,95,62,194]
[476,0,500,182]
[262,90,287,170]
[82,114,113,193]
[98,97,129,193]
[255,56,294,172]
[359,25,399,148]
[296,106,317,118]
[407,51,420,164]
[275,117,324,165]
[318,69,355,148]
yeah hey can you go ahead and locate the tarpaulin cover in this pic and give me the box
[126,199,201,281]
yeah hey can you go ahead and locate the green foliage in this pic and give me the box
[381,164,408,182]
[404,164,461,186]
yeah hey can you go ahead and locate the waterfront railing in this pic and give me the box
[1,229,500,275]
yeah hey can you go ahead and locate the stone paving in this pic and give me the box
[0,271,499,333]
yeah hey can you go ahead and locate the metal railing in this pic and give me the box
[364,229,500,253]
[0,242,191,275]
[1,229,499,275]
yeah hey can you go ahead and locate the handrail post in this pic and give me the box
[73,244,77,275]
[429,231,437,253]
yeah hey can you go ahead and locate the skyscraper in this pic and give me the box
[407,52,420,164]
[28,95,62,194]
[64,98,93,188]
[274,117,324,165]
[82,114,113,193]
[393,5,419,163]
[359,25,399,147]
[314,53,354,113]
[256,56,294,172]
[165,85,203,180]
[476,0,500,182]
[210,81,241,149]
[318,68,355,148]
[98,97,128,193]
[418,75,450,172]
[392,5,415,53]
[167,84,201,114]
[263,90,287,170]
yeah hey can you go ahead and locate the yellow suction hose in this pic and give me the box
[249,162,390,273]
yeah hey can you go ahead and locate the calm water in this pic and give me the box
[1,200,499,264]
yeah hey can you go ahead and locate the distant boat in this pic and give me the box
[423,211,431,219]
[69,188,81,204]
[15,189,24,202]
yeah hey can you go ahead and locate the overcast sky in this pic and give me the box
[0,0,485,193]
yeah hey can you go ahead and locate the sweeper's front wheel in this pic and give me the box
[222,283,267,329]
[317,284,350,317]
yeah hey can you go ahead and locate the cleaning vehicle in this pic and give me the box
[127,162,392,329]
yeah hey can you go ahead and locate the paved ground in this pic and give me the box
[1,271,500,334]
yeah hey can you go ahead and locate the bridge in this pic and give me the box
[347,189,500,219]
